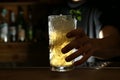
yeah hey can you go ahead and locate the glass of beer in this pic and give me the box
[48,15,77,72]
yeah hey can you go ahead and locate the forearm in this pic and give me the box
[93,25,120,59]
[98,34,120,49]
[93,47,120,60]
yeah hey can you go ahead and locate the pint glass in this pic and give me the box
[48,15,77,72]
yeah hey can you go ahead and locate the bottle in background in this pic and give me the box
[9,10,17,42]
[27,5,33,42]
[0,8,8,42]
[16,6,26,42]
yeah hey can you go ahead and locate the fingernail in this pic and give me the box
[61,48,70,54]
[65,57,70,62]
[66,33,71,38]
[61,48,66,54]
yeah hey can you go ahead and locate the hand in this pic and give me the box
[61,29,97,66]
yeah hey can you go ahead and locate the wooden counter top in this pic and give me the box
[0,67,120,80]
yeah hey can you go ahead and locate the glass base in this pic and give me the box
[51,66,74,72]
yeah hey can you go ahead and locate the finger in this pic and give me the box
[66,29,86,38]
[67,43,92,63]
[62,36,89,54]
[73,43,93,66]
[65,48,83,62]
[61,38,78,53]
[61,43,75,53]
[73,50,93,66]
[61,37,84,53]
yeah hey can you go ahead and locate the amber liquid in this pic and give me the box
[50,31,73,66]
[49,15,76,72]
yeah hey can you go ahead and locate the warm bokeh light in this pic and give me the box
[99,30,104,39]
[72,0,81,2]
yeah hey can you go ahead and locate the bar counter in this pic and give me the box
[0,67,120,80]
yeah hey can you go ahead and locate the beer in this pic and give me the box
[16,6,26,42]
[49,31,73,67]
[9,11,17,42]
[48,15,76,72]
[0,8,8,42]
